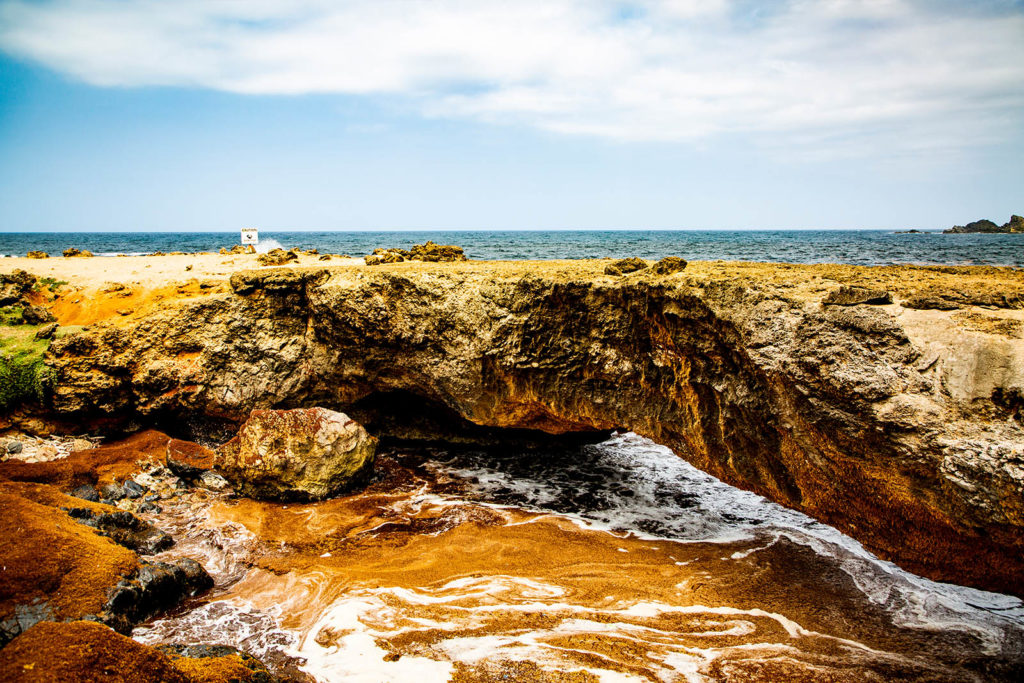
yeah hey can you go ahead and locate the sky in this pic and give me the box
[0,0,1022,231]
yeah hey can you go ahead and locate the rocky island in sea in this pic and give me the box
[943,214,1024,234]
[1,246,1024,682]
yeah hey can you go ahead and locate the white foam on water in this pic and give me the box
[255,238,285,253]
[295,597,454,683]
[428,432,1024,653]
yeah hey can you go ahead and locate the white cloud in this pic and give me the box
[1,0,1022,153]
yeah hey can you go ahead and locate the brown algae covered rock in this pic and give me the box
[217,408,378,501]
[0,489,138,643]
[0,621,275,683]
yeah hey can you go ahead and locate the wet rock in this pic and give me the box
[651,256,687,275]
[198,471,229,491]
[157,643,277,683]
[604,257,648,276]
[70,484,100,502]
[166,438,215,480]
[100,481,125,500]
[34,322,59,339]
[67,506,174,554]
[123,479,146,498]
[108,557,213,621]
[822,286,893,306]
[217,407,378,501]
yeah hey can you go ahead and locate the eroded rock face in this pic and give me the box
[217,408,378,501]
[44,263,1024,595]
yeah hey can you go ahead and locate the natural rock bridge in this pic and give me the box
[47,261,1024,595]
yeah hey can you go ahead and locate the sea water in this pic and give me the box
[2,230,1023,266]
[133,434,1024,682]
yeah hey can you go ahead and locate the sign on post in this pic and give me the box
[240,228,259,245]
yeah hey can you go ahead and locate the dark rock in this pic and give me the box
[70,484,100,502]
[65,506,175,554]
[944,215,1024,234]
[100,558,213,628]
[137,501,162,514]
[122,479,146,498]
[34,322,59,339]
[7,440,23,454]
[651,256,687,275]
[822,286,893,306]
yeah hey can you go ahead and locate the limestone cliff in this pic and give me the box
[44,261,1024,595]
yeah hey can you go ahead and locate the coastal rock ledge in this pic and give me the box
[45,261,1024,596]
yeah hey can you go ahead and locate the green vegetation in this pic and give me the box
[0,325,54,411]
[0,305,25,325]
[33,276,69,292]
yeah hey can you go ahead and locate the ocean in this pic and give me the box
[2,230,1023,267]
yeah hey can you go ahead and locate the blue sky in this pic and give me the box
[1,0,1022,231]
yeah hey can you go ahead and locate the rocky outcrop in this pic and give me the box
[43,262,1024,595]
[217,408,377,501]
[944,214,1024,233]
[822,286,892,306]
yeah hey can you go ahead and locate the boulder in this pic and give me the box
[604,257,648,276]
[256,248,298,267]
[21,304,55,325]
[409,241,467,262]
[822,286,893,306]
[25,251,48,259]
[34,322,58,340]
[62,248,94,257]
[0,270,35,306]
[216,408,378,501]
[166,439,215,480]
[651,256,687,275]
